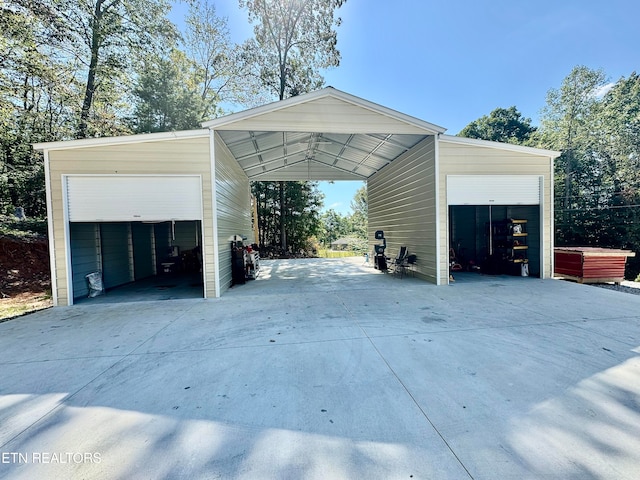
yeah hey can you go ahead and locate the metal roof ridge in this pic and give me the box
[439,134,561,158]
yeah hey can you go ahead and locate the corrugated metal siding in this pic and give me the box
[154,223,172,273]
[47,137,213,305]
[174,221,200,252]
[69,222,101,299]
[100,223,132,289]
[214,133,253,294]
[439,141,553,281]
[368,136,437,282]
[132,222,154,280]
[221,96,431,134]
[66,175,202,222]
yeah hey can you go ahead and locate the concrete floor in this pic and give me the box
[74,272,204,304]
[1,257,639,479]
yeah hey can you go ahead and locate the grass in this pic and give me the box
[0,216,48,238]
[0,291,52,322]
[316,249,364,258]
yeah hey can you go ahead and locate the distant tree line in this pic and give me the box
[459,66,640,278]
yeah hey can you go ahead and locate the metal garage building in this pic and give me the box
[34,88,560,306]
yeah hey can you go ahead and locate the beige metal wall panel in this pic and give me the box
[220,97,432,135]
[214,133,253,295]
[438,141,554,281]
[47,137,213,305]
[368,136,438,282]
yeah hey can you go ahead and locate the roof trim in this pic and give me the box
[202,87,447,135]
[33,129,210,151]
[439,134,561,158]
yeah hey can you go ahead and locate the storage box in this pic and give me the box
[554,247,635,284]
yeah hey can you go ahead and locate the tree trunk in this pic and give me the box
[77,0,105,138]
[279,181,287,251]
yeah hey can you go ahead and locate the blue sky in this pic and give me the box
[174,1,640,214]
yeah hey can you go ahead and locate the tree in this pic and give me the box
[458,106,536,145]
[593,73,640,277]
[252,180,323,254]
[184,0,253,117]
[239,0,347,251]
[538,67,640,279]
[319,209,350,246]
[349,184,367,239]
[539,66,607,235]
[239,0,346,101]
[130,48,204,133]
[0,2,78,216]
[12,0,177,138]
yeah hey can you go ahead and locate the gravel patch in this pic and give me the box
[591,281,640,296]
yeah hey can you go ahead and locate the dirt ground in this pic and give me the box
[0,235,52,321]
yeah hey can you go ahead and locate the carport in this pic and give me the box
[35,87,559,307]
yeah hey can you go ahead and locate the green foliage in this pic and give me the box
[184,0,250,115]
[130,48,205,133]
[539,67,640,279]
[252,181,324,253]
[458,106,536,144]
[316,249,360,258]
[0,2,78,216]
[0,0,238,217]
[318,184,367,253]
[239,0,346,100]
[319,209,351,246]
[349,184,368,239]
[0,215,48,237]
[539,66,607,224]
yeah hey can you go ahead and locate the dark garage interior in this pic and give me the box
[69,220,204,302]
[449,205,541,278]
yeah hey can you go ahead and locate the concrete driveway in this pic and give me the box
[1,257,639,479]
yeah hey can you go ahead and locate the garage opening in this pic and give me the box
[447,175,543,280]
[69,220,204,302]
[64,174,205,303]
[449,205,541,277]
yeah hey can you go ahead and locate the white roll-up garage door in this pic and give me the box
[447,175,541,205]
[66,175,203,222]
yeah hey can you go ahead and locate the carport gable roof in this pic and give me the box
[33,129,210,151]
[439,134,561,158]
[205,87,447,181]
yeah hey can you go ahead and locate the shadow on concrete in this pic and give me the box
[1,258,639,479]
